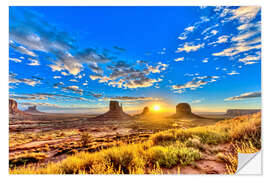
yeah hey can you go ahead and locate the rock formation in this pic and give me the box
[170,103,204,119]
[9,99,25,115]
[134,106,150,118]
[142,106,150,115]
[92,101,133,121]
[24,106,44,114]
[226,109,261,117]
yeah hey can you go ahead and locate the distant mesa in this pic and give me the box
[226,109,261,117]
[9,99,25,115]
[91,101,133,121]
[170,103,204,119]
[142,106,150,115]
[134,106,151,118]
[24,105,45,115]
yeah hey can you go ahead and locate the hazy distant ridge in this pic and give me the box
[226,109,261,116]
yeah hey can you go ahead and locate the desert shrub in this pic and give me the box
[215,152,230,163]
[192,130,229,145]
[151,127,229,146]
[149,163,163,174]
[231,120,261,149]
[150,132,176,145]
[185,136,205,151]
[146,145,201,168]
[225,153,238,174]
[89,159,122,174]
[234,140,259,153]
[80,132,92,147]
[10,162,63,174]
[102,144,146,173]
[147,146,177,168]
[223,140,259,174]
[9,152,48,168]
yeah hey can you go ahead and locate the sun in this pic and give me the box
[153,104,161,111]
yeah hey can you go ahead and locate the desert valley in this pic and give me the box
[9,99,261,174]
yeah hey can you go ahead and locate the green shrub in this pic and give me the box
[146,145,201,168]
[9,153,48,168]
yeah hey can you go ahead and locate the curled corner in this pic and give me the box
[235,151,261,174]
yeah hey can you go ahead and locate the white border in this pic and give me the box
[2,0,270,180]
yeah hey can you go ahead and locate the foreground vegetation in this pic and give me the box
[10,113,261,174]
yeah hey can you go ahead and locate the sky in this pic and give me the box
[9,6,261,114]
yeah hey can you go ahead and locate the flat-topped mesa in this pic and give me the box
[133,106,150,118]
[226,109,261,117]
[170,103,203,119]
[176,103,192,115]
[109,101,123,112]
[24,105,44,114]
[142,106,150,115]
[92,100,133,121]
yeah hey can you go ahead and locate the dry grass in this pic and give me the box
[9,112,261,174]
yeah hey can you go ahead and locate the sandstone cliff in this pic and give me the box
[9,99,25,115]
[170,103,204,119]
[226,109,261,117]
[92,101,133,121]
[24,106,44,114]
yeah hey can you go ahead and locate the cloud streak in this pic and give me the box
[225,91,261,101]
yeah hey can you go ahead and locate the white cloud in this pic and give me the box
[174,89,184,94]
[123,78,163,89]
[202,58,208,63]
[100,96,162,102]
[172,76,219,91]
[89,75,102,81]
[176,43,205,53]
[227,70,239,75]
[70,79,79,82]
[178,35,187,40]
[237,23,253,31]
[174,57,184,62]
[27,58,40,66]
[9,74,41,87]
[211,30,218,35]
[53,76,61,79]
[77,75,82,79]
[185,26,195,32]
[231,31,257,42]
[192,99,203,104]
[10,42,37,57]
[184,73,199,77]
[209,35,229,45]
[9,58,22,63]
[229,6,260,23]
[225,91,261,101]
[212,43,261,57]
[49,62,64,72]
[239,54,260,65]
[146,62,168,73]
[61,72,69,76]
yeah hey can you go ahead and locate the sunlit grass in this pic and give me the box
[9,112,261,174]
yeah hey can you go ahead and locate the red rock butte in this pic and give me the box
[9,99,25,115]
[24,105,44,114]
[170,103,203,119]
[134,106,151,118]
[91,101,133,121]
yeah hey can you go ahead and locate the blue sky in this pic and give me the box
[9,6,261,113]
